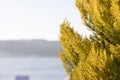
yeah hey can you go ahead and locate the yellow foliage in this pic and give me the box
[59,0,120,80]
[76,0,120,45]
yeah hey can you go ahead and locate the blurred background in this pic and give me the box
[0,0,91,80]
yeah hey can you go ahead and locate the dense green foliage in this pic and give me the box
[59,0,120,80]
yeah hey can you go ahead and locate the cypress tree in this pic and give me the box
[59,0,120,80]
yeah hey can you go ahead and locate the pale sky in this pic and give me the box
[0,0,91,41]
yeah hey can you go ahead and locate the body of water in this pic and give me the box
[0,58,66,80]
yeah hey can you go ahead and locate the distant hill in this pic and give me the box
[0,39,61,57]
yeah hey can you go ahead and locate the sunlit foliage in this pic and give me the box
[59,0,120,80]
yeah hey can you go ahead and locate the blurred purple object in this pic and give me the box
[16,76,29,80]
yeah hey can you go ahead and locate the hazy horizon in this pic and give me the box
[0,39,60,57]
